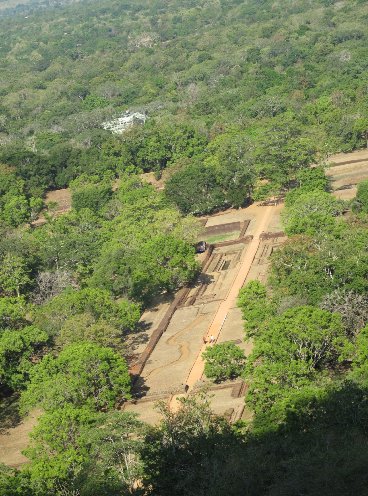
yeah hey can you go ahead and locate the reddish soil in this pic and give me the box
[32,188,72,227]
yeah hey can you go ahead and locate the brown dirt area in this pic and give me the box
[327,149,368,199]
[0,410,40,468]
[140,169,173,191]
[31,188,72,226]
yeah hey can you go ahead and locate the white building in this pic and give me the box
[102,111,146,134]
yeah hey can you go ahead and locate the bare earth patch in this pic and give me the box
[0,410,40,468]
[32,188,72,227]
[327,149,368,196]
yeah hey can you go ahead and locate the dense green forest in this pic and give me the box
[1,0,368,212]
[1,0,368,494]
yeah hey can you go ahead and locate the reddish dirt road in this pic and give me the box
[170,205,274,410]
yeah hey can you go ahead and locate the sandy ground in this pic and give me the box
[328,149,368,165]
[0,410,40,468]
[32,188,72,226]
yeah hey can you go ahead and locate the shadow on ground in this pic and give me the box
[139,380,368,496]
[130,375,149,398]
[0,393,21,433]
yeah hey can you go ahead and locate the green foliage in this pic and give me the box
[23,407,143,495]
[34,208,104,274]
[255,120,318,187]
[202,342,246,382]
[270,220,368,304]
[237,281,275,337]
[33,287,140,337]
[87,176,200,303]
[0,164,43,227]
[165,161,227,214]
[0,464,34,496]
[1,1,368,492]
[285,166,329,206]
[70,175,112,213]
[0,325,48,391]
[55,312,125,352]
[20,342,131,413]
[246,306,347,415]
[140,393,244,496]
[0,164,20,196]
[24,406,98,493]
[82,94,110,110]
[0,297,28,330]
[252,306,346,367]
[0,253,30,297]
[91,233,199,303]
[0,0,366,202]
[119,122,207,173]
[246,359,319,419]
[1,195,30,227]
[77,410,144,495]
[352,179,368,213]
[349,325,368,382]
[282,190,345,235]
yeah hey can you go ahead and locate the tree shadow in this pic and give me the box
[243,381,368,496]
[194,273,214,286]
[0,392,21,433]
[130,375,149,398]
[140,381,368,496]
[126,320,151,354]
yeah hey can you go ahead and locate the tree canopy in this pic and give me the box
[20,342,131,413]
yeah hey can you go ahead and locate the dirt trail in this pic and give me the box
[170,205,274,409]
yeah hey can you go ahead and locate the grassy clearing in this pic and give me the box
[204,231,239,244]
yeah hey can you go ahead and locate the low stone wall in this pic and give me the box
[212,235,253,248]
[239,219,250,237]
[259,231,285,240]
[205,221,241,236]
